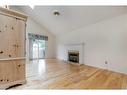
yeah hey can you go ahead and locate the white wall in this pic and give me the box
[26,17,56,62]
[57,14,127,74]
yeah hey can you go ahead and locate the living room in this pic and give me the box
[0,5,127,90]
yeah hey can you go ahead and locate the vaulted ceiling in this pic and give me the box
[10,6,127,36]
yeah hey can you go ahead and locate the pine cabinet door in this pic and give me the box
[15,19,26,57]
[15,60,25,80]
[8,18,26,58]
[8,17,18,58]
[0,60,25,85]
[0,14,9,59]
[0,61,16,84]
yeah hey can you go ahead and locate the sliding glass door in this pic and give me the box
[29,34,47,60]
[38,40,46,59]
[32,39,38,59]
[30,39,46,60]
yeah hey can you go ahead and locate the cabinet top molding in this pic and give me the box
[0,7,28,21]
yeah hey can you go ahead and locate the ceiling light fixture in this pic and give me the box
[53,10,60,16]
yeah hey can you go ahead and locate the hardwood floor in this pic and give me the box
[9,59,127,89]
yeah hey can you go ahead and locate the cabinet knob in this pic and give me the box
[8,54,11,57]
[0,79,3,82]
[0,51,3,54]
[12,27,14,30]
[18,64,21,67]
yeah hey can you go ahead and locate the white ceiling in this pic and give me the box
[11,6,127,36]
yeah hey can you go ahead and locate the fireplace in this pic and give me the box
[68,51,79,63]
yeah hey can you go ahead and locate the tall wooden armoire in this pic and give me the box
[0,7,27,89]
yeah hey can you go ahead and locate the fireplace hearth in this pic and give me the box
[68,51,79,63]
